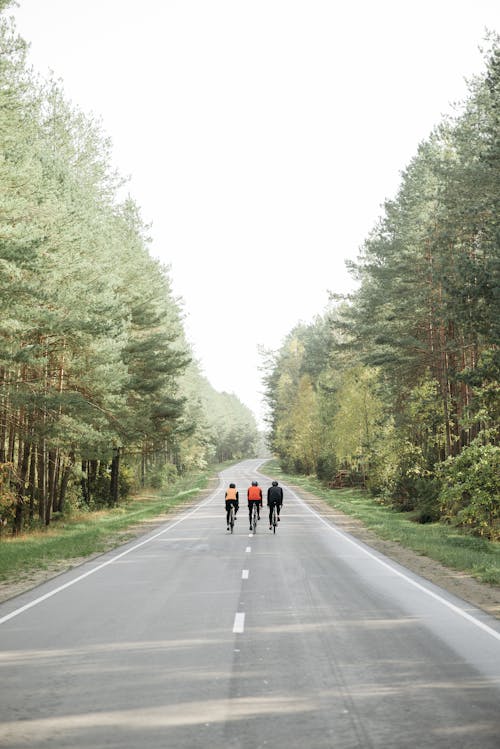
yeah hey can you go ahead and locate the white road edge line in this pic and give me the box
[0,487,222,626]
[233,612,245,633]
[288,487,500,643]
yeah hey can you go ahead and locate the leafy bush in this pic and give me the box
[411,477,442,523]
[92,469,111,506]
[368,439,429,508]
[147,462,178,490]
[316,452,338,482]
[437,440,500,540]
[365,434,441,521]
[118,464,135,498]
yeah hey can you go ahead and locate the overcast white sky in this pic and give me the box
[11,1,499,427]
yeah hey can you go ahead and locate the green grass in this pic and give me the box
[0,468,215,583]
[264,459,500,586]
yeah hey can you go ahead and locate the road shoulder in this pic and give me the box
[289,481,500,621]
[0,476,219,605]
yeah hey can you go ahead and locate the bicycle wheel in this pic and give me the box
[229,505,235,533]
[272,504,277,534]
[252,504,258,533]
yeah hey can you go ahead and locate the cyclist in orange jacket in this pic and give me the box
[225,483,239,530]
[247,481,262,530]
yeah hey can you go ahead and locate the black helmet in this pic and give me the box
[251,481,258,486]
[229,483,235,488]
[272,480,278,486]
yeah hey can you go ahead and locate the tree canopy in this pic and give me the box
[263,37,500,539]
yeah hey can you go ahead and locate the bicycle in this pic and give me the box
[228,504,235,534]
[251,502,259,533]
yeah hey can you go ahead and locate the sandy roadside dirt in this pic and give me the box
[1,478,499,621]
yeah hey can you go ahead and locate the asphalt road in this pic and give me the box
[1,458,499,749]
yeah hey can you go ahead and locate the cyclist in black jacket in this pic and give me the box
[267,480,283,528]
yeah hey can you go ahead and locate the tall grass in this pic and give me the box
[264,460,500,586]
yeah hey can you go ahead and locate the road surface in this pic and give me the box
[1,459,499,748]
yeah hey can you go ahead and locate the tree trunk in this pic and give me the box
[110,448,120,506]
[141,450,146,488]
[37,439,46,522]
[89,459,98,503]
[58,451,75,512]
[51,452,61,513]
[28,446,36,521]
[7,418,15,463]
[0,366,6,463]
[13,438,31,535]
[45,449,57,526]
[81,460,89,504]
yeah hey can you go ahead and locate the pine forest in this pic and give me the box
[0,6,259,534]
[263,37,499,541]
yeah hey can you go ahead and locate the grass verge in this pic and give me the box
[0,468,216,583]
[264,459,500,586]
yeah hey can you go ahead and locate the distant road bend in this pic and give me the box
[1,458,499,748]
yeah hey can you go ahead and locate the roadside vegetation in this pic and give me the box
[0,466,216,583]
[262,37,499,545]
[0,5,259,538]
[265,460,500,586]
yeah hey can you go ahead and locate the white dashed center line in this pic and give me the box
[233,612,245,633]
